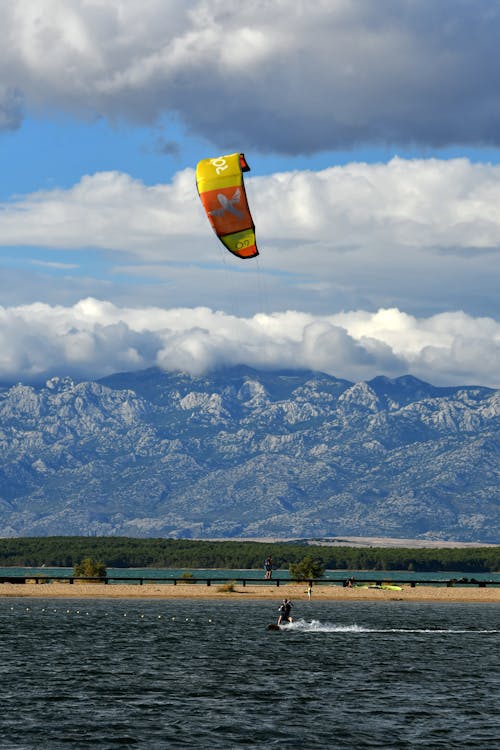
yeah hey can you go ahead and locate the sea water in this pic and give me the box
[1,599,498,749]
[2,566,500,582]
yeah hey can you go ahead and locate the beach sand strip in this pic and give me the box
[1,582,498,603]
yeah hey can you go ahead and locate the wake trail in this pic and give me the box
[280,619,499,634]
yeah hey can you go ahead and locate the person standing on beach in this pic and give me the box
[277,598,293,624]
[264,556,273,579]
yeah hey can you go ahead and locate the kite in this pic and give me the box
[196,153,258,258]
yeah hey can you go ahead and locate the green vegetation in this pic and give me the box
[0,536,498,572]
[73,557,107,578]
[290,555,325,580]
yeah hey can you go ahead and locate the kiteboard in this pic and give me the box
[360,584,402,590]
[266,623,282,631]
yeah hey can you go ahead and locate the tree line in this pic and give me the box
[0,536,498,572]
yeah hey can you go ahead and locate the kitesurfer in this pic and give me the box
[277,598,293,625]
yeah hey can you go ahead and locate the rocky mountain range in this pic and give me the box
[0,366,498,542]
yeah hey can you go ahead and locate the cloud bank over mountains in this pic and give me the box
[2,1,500,152]
[1,298,498,388]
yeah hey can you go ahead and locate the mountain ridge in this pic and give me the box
[0,367,498,542]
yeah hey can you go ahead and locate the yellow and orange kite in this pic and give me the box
[196,152,258,259]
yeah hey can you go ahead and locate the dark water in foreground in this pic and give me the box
[1,599,498,749]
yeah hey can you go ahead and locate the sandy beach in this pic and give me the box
[1,581,498,603]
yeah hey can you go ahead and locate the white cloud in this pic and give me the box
[1,1,500,150]
[3,157,500,252]
[0,158,499,317]
[0,169,202,257]
[31,260,79,269]
[0,298,498,387]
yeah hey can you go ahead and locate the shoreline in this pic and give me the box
[1,582,499,603]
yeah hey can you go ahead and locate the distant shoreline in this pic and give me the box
[204,536,499,548]
[1,582,499,603]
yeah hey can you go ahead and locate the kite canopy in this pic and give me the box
[196,153,258,258]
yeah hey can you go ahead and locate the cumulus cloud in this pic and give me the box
[4,157,500,252]
[0,158,499,317]
[0,169,202,255]
[1,1,500,151]
[0,298,498,387]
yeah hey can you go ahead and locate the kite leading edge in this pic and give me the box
[196,153,259,259]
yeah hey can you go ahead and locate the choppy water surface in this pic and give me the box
[1,599,498,749]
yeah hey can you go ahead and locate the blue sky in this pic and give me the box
[1,0,500,386]
[4,113,500,200]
